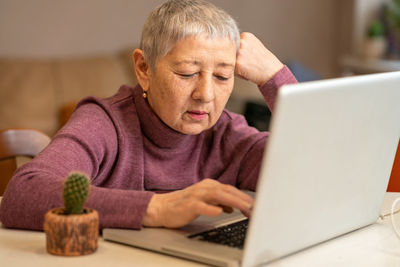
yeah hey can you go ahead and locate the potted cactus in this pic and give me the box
[43,172,99,256]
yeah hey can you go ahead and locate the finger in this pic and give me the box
[195,201,223,217]
[241,205,253,218]
[220,205,234,214]
[234,64,250,81]
[194,180,253,215]
[220,184,254,205]
[200,179,254,204]
[209,189,253,215]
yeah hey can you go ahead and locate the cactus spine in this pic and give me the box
[63,172,90,214]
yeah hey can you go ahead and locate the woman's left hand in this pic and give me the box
[235,32,284,87]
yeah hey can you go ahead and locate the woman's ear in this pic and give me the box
[132,49,151,91]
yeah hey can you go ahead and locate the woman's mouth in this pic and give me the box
[187,110,208,121]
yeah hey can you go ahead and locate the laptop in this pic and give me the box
[103,71,400,267]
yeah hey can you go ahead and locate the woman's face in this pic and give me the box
[146,35,237,135]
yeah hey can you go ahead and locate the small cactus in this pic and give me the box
[63,172,90,214]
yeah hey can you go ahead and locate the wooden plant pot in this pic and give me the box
[43,207,99,256]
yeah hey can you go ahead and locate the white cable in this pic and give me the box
[391,197,400,240]
[380,208,400,220]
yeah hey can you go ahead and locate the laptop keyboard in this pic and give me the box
[188,219,249,249]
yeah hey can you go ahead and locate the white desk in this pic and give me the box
[2,193,400,267]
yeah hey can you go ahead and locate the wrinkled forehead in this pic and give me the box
[157,34,238,67]
[158,34,237,67]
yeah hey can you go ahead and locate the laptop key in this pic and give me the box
[188,219,249,249]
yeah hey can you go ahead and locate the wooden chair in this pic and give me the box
[387,139,400,192]
[0,129,51,196]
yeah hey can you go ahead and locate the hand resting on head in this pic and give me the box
[235,32,284,86]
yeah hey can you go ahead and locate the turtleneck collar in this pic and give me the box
[132,84,196,149]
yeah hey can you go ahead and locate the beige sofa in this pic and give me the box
[0,50,137,137]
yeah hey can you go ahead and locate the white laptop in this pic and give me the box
[103,71,400,267]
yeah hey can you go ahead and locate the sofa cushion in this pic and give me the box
[53,55,137,130]
[0,59,57,136]
[54,55,136,105]
[0,53,137,136]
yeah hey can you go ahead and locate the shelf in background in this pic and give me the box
[340,55,400,74]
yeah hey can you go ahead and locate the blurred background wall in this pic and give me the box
[0,0,351,76]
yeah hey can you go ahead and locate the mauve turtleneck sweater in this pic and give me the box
[0,66,297,230]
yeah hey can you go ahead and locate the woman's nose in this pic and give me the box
[192,75,215,103]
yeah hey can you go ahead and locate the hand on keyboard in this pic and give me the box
[142,179,254,228]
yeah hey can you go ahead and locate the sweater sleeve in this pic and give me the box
[0,103,153,230]
[259,65,298,112]
[236,66,298,190]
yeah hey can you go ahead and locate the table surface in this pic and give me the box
[2,193,400,267]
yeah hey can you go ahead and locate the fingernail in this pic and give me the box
[247,203,253,212]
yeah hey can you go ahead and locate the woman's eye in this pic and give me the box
[179,73,197,79]
[215,75,229,81]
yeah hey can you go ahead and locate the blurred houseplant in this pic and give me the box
[363,0,400,60]
[43,172,99,256]
[385,0,400,58]
[364,19,386,60]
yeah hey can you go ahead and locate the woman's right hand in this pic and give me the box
[142,179,254,228]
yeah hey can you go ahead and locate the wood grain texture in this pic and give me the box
[44,208,99,256]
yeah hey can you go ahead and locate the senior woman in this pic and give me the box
[0,0,297,230]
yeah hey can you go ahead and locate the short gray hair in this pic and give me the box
[140,0,240,69]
